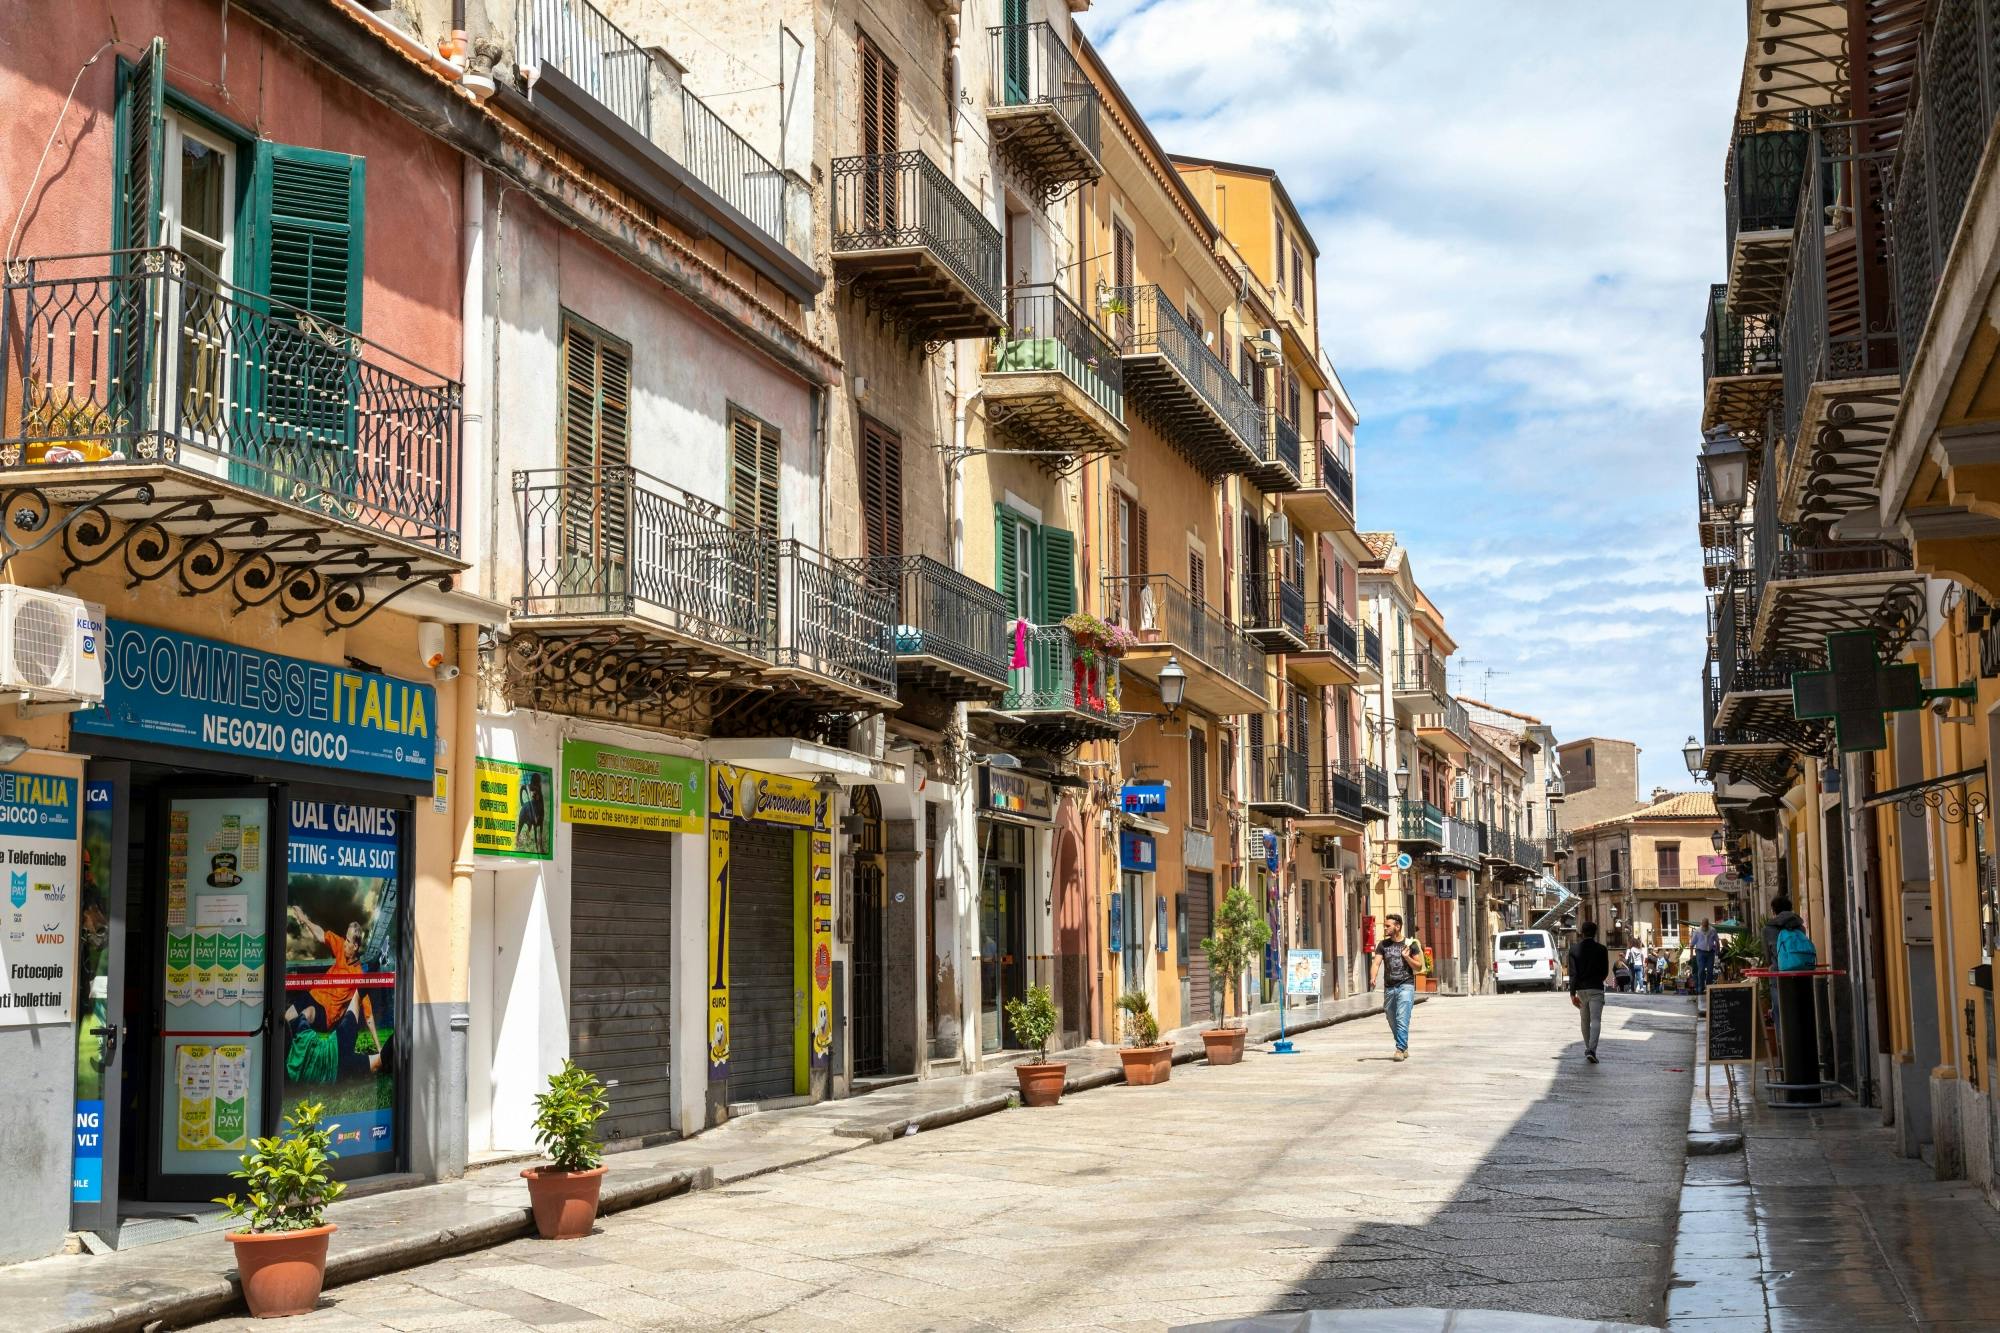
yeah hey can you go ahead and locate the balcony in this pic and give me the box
[1295,763,1366,833]
[1736,1,1849,119]
[1702,283,1782,442]
[1750,443,1924,658]
[1392,647,1450,715]
[1242,571,1307,653]
[1725,126,1811,317]
[993,623,1121,748]
[1115,285,1263,477]
[1775,119,1901,536]
[1545,830,1574,862]
[985,283,1126,464]
[1246,743,1310,817]
[1104,573,1266,715]
[1394,798,1444,847]
[1511,831,1543,872]
[1361,623,1383,681]
[866,554,1009,704]
[1361,762,1390,819]
[518,0,652,139]
[1712,570,1825,749]
[770,540,898,707]
[0,248,461,617]
[1417,698,1474,757]
[1288,602,1360,687]
[831,151,1003,343]
[1279,438,1355,534]
[1248,410,1302,494]
[986,22,1102,200]
[1439,815,1481,867]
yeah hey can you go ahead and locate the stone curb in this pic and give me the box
[40,996,1408,1332]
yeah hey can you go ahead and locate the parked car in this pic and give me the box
[1493,929,1562,992]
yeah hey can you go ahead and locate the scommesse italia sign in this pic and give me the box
[72,621,437,781]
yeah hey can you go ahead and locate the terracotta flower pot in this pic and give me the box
[522,1164,608,1240]
[1201,1027,1247,1065]
[1119,1043,1173,1086]
[227,1223,335,1319]
[1014,1061,1067,1107]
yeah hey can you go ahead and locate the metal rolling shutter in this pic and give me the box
[569,825,673,1143]
[1186,871,1214,1022]
[729,823,798,1101]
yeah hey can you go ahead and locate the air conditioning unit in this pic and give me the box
[1254,327,1283,365]
[0,586,105,704]
[1267,511,1290,546]
[1316,840,1341,873]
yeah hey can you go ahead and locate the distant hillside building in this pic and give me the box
[1557,737,1645,828]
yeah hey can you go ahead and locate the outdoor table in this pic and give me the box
[1744,967,1845,1108]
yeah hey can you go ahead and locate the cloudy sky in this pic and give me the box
[1077,0,1742,795]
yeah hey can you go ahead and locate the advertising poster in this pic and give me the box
[74,620,437,781]
[1697,854,1730,878]
[561,741,702,834]
[72,780,114,1204]
[284,801,401,1169]
[159,796,268,1175]
[1286,948,1324,1000]
[0,771,80,1026]
[472,757,553,860]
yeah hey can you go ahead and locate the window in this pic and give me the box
[1110,491,1147,623]
[1185,302,1205,346]
[859,33,899,230]
[1189,727,1209,830]
[1222,728,1237,797]
[730,407,781,535]
[995,505,1075,627]
[1112,219,1135,343]
[1659,901,1682,947]
[1188,550,1205,608]
[1656,843,1682,889]
[1585,747,1594,768]
[1274,225,1285,294]
[560,315,633,572]
[1291,245,1305,311]
[859,417,903,558]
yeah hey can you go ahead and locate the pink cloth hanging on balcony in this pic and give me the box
[1011,618,1029,669]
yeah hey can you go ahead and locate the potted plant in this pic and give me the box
[1199,885,1272,1064]
[1003,983,1065,1107]
[1721,922,1764,983]
[215,1100,347,1318]
[1116,990,1172,1085]
[522,1060,610,1239]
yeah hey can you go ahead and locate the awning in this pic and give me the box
[705,738,905,786]
[1120,812,1170,835]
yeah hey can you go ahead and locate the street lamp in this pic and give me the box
[1158,655,1188,718]
[1682,735,1704,778]
[1699,426,1751,515]
[1711,829,1726,854]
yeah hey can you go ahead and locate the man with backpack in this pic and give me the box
[1761,895,1822,1105]
[1370,913,1424,1061]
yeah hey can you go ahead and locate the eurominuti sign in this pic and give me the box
[72,620,437,781]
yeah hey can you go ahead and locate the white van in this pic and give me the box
[1493,929,1562,992]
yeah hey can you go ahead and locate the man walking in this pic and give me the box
[1691,919,1718,996]
[1569,922,1611,1063]
[1371,913,1423,1061]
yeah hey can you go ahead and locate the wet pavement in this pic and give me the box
[169,994,1695,1332]
[1666,1008,2000,1330]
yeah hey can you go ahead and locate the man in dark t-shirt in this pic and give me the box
[1568,921,1611,1064]
[1371,913,1423,1061]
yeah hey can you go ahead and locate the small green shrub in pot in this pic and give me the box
[533,1059,609,1173]
[1003,982,1060,1063]
[1200,885,1273,1027]
[1116,989,1160,1047]
[215,1099,346,1233]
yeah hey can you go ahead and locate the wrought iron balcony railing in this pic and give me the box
[1703,281,1781,381]
[991,282,1124,421]
[1260,410,1302,486]
[515,466,768,653]
[1306,441,1356,516]
[1313,763,1366,822]
[1243,570,1307,645]
[1001,622,1117,723]
[1545,830,1574,860]
[774,539,896,700]
[987,22,1102,163]
[1104,572,1265,703]
[2,248,461,551]
[1363,623,1383,673]
[1442,815,1481,862]
[519,0,653,138]
[1419,697,1474,748]
[1247,743,1309,811]
[680,88,796,255]
[1890,0,2000,371]
[1394,647,1447,697]
[830,150,1004,313]
[1302,602,1360,668]
[1726,124,1811,251]
[1395,798,1444,845]
[1363,762,1390,814]
[1115,284,1264,458]
[865,553,1009,688]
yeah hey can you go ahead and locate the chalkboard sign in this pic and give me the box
[1706,983,1756,1066]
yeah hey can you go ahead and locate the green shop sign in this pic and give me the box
[561,741,703,835]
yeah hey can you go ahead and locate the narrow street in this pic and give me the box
[191,997,1692,1332]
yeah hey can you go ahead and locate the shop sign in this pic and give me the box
[1286,948,1323,999]
[1120,783,1168,814]
[1435,883,1458,900]
[73,621,436,781]
[981,767,1054,823]
[561,741,702,834]
[0,770,79,1027]
[1119,830,1157,872]
[1108,890,1124,954]
[706,765,833,1096]
[1697,854,1729,878]
[72,780,113,1203]
[472,758,553,860]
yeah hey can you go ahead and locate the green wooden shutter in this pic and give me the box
[118,39,167,252]
[253,143,365,328]
[559,318,631,598]
[1002,0,1030,104]
[1035,525,1075,624]
[995,506,1020,619]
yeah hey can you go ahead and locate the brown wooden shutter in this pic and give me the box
[731,408,781,535]
[1134,502,1149,578]
[859,417,903,559]
[560,317,631,565]
[1112,220,1135,342]
[1189,727,1209,830]
[1189,551,1205,608]
[859,34,900,232]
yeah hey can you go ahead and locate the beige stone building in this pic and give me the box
[1570,793,1726,954]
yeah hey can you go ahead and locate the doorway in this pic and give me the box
[850,788,886,1078]
[979,820,1027,1052]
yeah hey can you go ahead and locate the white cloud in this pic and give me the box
[1080,0,1740,790]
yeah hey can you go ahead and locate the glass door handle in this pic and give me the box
[90,1025,120,1062]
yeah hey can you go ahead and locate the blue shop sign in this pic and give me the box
[1119,830,1157,873]
[1119,783,1168,815]
[73,621,437,782]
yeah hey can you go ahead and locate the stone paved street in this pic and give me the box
[190,995,1695,1332]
